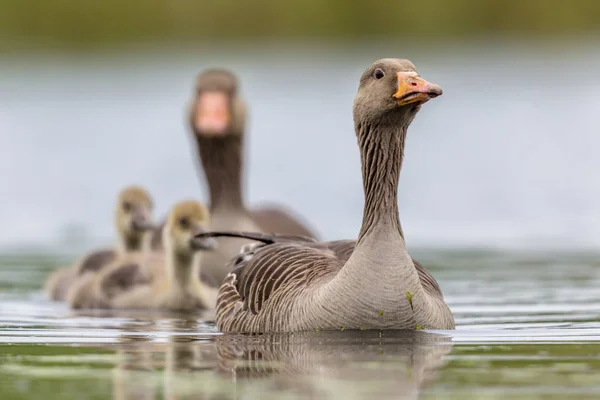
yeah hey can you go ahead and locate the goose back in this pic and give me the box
[45,248,118,301]
[68,252,161,309]
[44,266,78,301]
[249,206,316,238]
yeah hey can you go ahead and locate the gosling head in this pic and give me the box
[353,58,442,129]
[190,68,246,138]
[163,200,217,256]
[114,186,155,242]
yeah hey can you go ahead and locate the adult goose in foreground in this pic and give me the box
[196,59,455,333]
[44,185,156,301]
[152,69,318,282]
[69,200,219,311]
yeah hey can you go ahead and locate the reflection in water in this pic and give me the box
[113,334,157,400]
[3,253,600,398]
[109,317,221,400]
[111,318,161,400]
[111,328,452,400]
[215,330,452,400]
[163,319,221,400]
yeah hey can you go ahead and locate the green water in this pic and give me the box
[1,250,600,399]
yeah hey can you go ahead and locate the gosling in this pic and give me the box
[44,185,155,301]
[69,200,218,311]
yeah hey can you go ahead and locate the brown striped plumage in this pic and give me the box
[202,59,454,333]
[205,231,448,332]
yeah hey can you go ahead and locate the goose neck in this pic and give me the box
[194,134,245,211]
[165,247,196,291]
[119,232,148,253]
[356,120,407,244]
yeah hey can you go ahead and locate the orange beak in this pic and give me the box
[393,72,443,106]
[194,91,231,134]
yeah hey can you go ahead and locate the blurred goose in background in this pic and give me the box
[152,68,317,283]
[69,200,218,311]
[196,59,455,332]
[44,185,156,301]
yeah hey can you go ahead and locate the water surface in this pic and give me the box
[2,250,600,399]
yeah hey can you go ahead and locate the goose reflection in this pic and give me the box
[110,323,451,399]
[112,333,159,400]
[110,316,218,400]
[162,319,221,400]
[215,330,453,400]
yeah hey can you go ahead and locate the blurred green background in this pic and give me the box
[2,0,600,52]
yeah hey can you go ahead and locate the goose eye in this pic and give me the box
[373,69,385,80]
[179,217,190,229]
[122,202,132,212]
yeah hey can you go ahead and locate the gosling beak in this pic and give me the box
[393,71,443,106]
[131,211,154,231]
[189,227,218,251]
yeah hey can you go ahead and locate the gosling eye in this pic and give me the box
[179,217,190,229]
[373,69,385,80]
[122,202,132,213]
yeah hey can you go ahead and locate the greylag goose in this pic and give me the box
[69,200,218,311]
[151,68,318,283]
[196,59,454,332]
[44,185,155,301]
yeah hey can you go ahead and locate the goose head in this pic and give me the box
[190,68,246,138]
[163,200,217,256]
[114,186,155,241]
[353,58,442,128]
